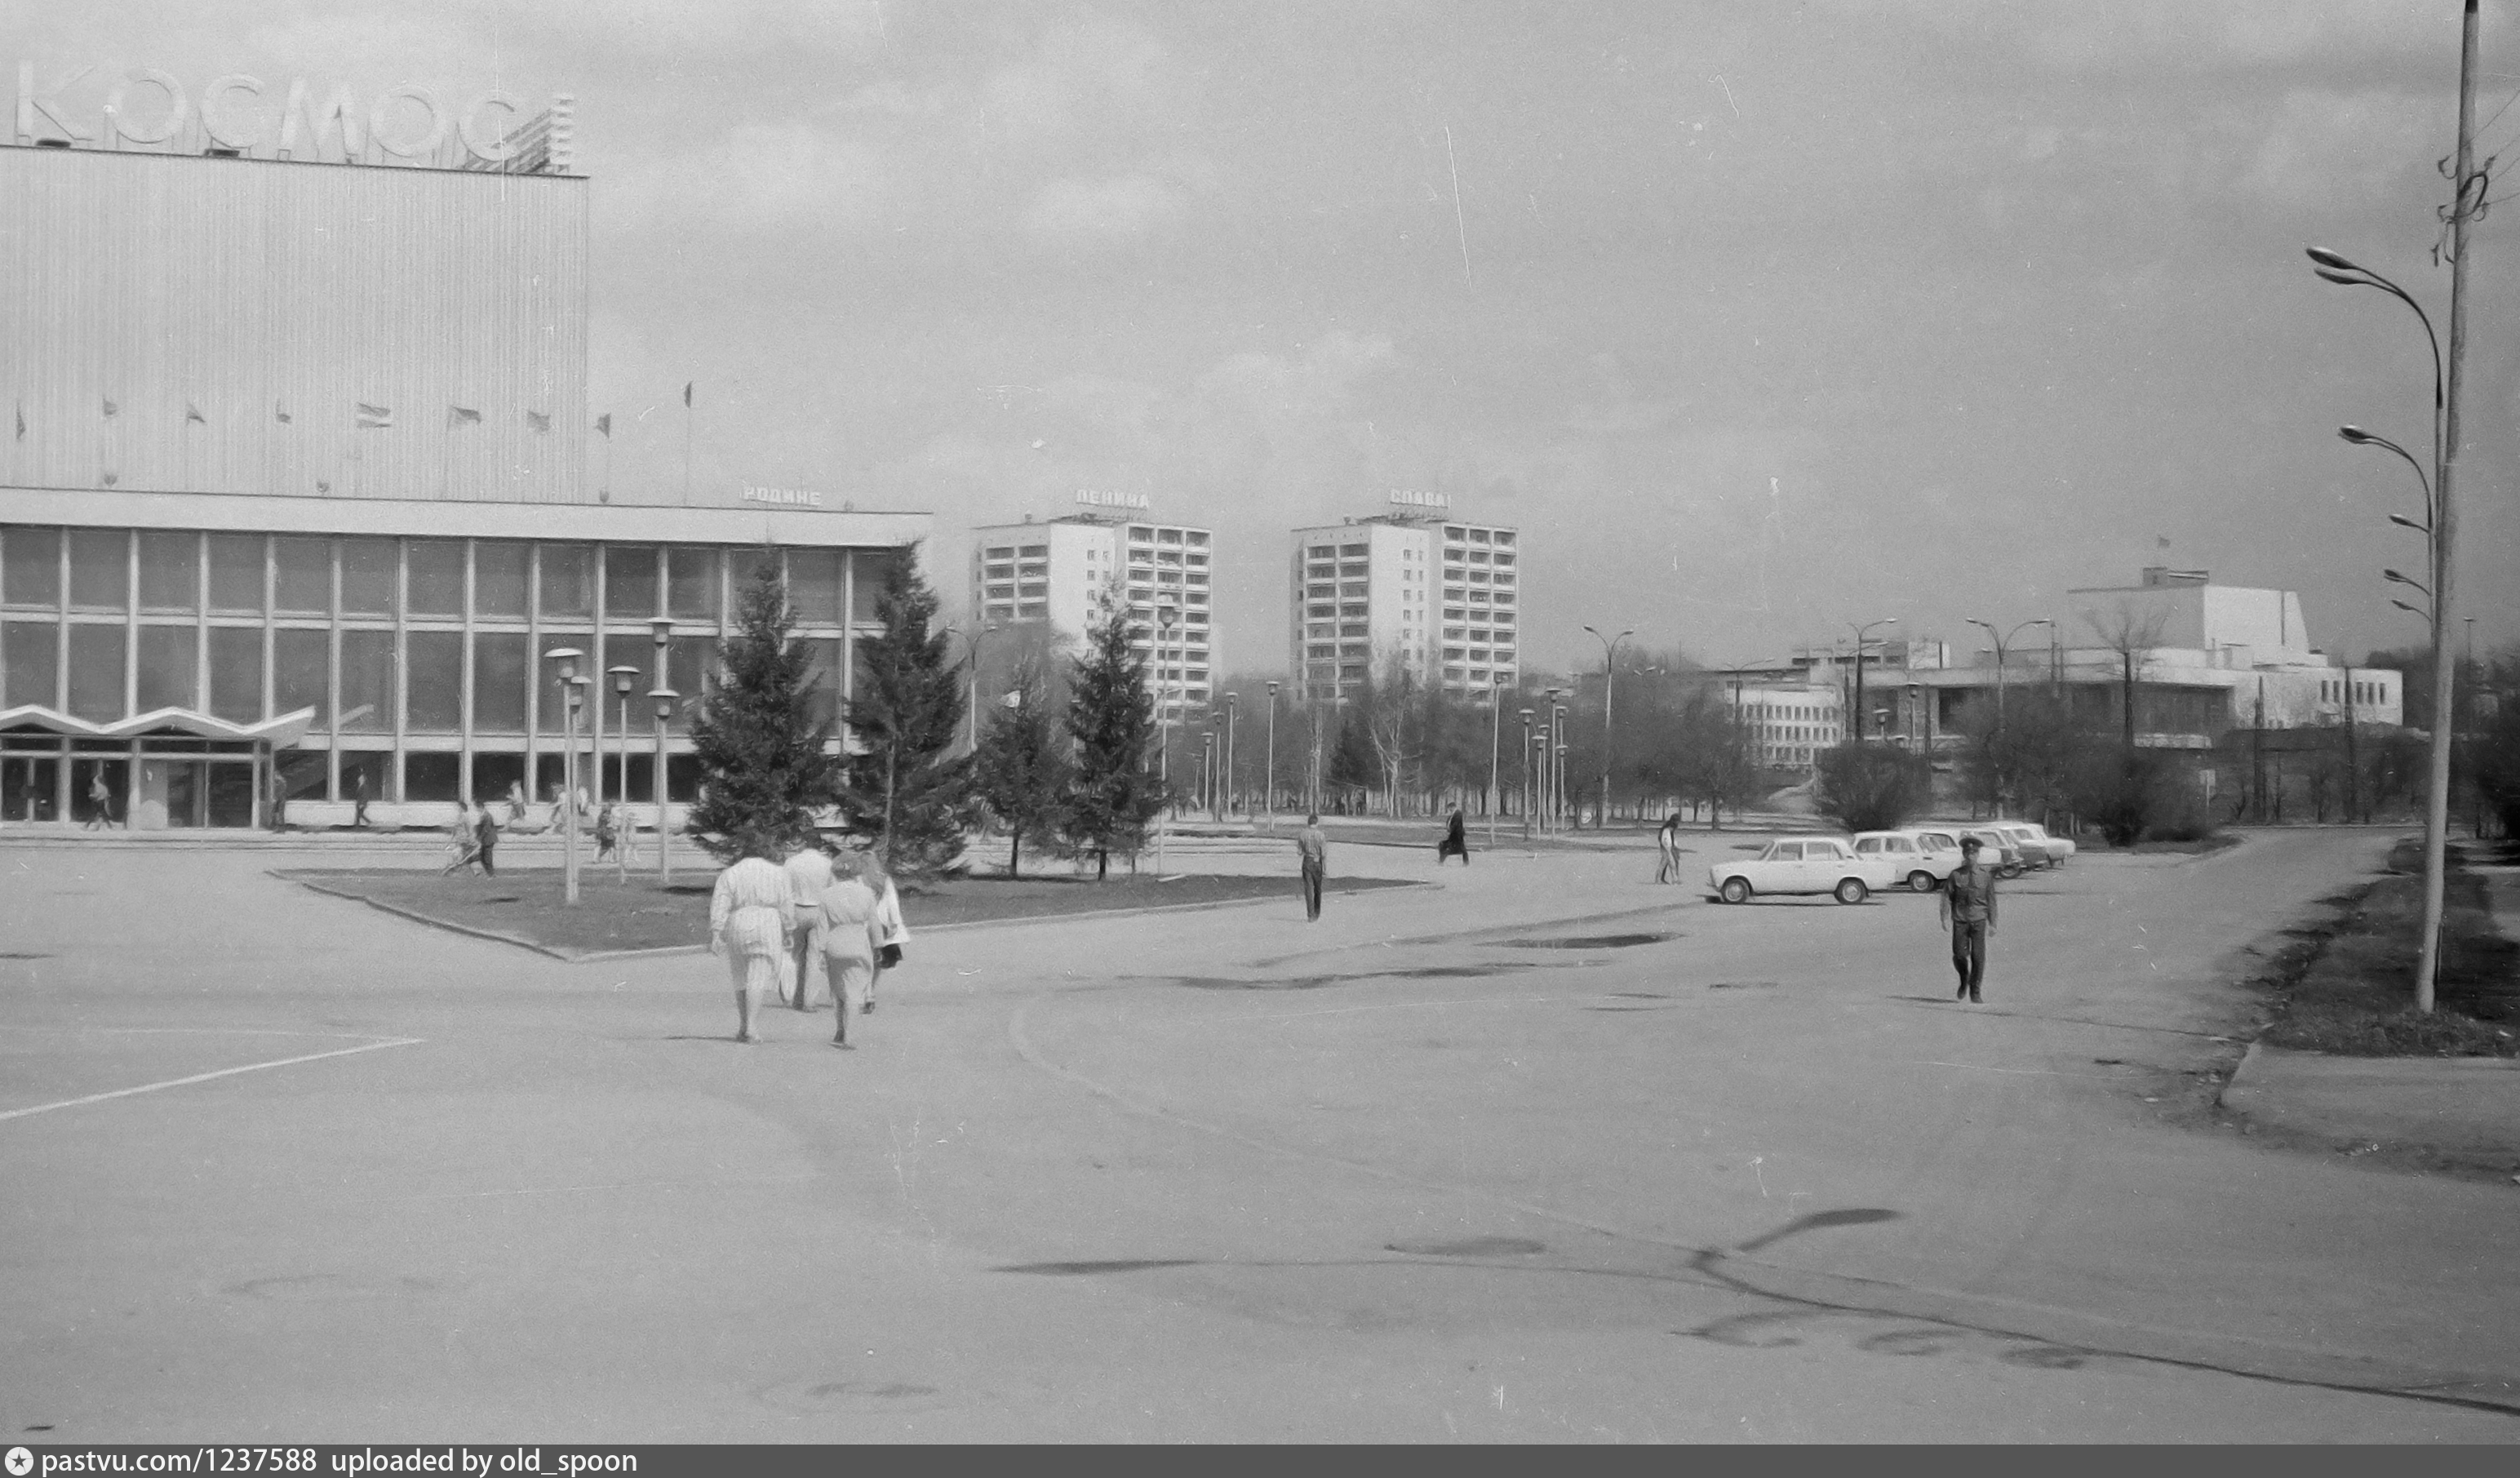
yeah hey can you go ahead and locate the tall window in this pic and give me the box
[605,545,661,621]
[137,531,198,614]
[3,528,62,608]
[407,542,466,619]
[69,530,129,612]
[207,535,264,615]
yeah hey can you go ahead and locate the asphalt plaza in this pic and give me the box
[2,830,2517,1441]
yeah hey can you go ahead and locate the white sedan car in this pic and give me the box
[2012,821,2076,863]
[1709,837,1888,905]
[1853,830,1961,893]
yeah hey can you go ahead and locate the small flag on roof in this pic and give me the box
[356,402,393,429]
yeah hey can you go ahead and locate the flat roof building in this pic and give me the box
[1289,508,1519,702]
[970,510,1213,719]
[0,85,924,830]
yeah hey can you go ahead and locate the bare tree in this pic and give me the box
[2079,600,2172,752]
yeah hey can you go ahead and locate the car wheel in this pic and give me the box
[1719,877,1752,905]
[1908,870,1937,894]
[2000,863,2024,880]
[1834,877,1867,904]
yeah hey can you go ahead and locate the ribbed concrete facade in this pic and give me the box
[1,144,588,504]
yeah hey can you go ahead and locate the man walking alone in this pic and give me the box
[1937,834,1999,1003]
[1297,812,1328,921]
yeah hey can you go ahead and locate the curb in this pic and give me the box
[287,875,585,961]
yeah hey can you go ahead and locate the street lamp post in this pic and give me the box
[1847,618,1898,743]
[543,648,584,905]
[648,618,674,869]
[1222,691,1238,821]
[1263,680,1280,832]
[649,686,678,885]
[1582,624,1634,828]
[609,666,638,878]
[2310,156,2484,1014]
[963,623,1000,755]
[1486,675,1506,851]
[1963,618,2052,724]
[1546,692,1568,835]
[1204,727,1220,822]
[1153,601,1177,876]
[1519,708,1535,843]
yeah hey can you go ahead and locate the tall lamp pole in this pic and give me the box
[963,622,1000,755]
[1222,691,1238,820]
[1486,675,1506,850]
[649,618,675,872]
[543,648,583,904]
[1846,617,1897,743]
[1546,690,1568,835]
[649,686,678,885]
[1582,625,1634,827]
[1963,617,2052,724]
[609,666,638,878]
[1263,680,1280,832]
[1519,708,1535,844]
[1153,600,1177,875]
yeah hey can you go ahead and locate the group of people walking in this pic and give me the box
[709,838,910,1047]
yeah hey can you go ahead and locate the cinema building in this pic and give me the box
[0,73,924,829]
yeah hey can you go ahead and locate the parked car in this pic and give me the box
[2011,820,2076,863]
[1954,827,2027,879]
[1709,836,1885,904]
[1990,823,2058,870]
[1855,829,1963,891]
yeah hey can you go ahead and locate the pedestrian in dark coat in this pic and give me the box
[1436,807,1470,865]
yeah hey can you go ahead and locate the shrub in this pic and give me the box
[1814,743,1935,833]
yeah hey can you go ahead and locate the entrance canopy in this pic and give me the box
[0,706,318,747]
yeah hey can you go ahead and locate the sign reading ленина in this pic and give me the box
[1387,489,1450,509]
[15,63,568,166]
[742,484,824,508]
[1075,489,1151,512]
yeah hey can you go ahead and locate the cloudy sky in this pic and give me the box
[24,1,2520,675]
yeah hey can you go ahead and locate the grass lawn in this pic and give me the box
[2256,840,2518,1057]
[280,868,1422,957]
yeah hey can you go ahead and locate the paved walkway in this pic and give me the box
[4,830,2517,1440]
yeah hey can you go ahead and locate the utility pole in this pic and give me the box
[2416,0,2481,1013]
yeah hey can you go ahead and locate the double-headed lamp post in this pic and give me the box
[1582,625,1634,828]
[1263,680,1280,832]
[1963,617,2051,722]
[1153,601,1178,876]
[648,686,678,885]
[1847,617,1897,743]
[1546,690,1568,835]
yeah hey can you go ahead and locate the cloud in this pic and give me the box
[1022,171,1191,244]
[2236,88,2442,210]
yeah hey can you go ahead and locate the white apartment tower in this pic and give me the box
[970,508,1214,719]
[1290,505,1520,702]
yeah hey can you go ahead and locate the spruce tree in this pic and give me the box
[836,549,976,874]
[1062,593,1162,880]
[685,564,836,863]
[972,659,1068,879]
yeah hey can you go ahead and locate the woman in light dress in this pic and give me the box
[708,846,794,1044]
[857,852,912,1014]
[815,851,885,1049]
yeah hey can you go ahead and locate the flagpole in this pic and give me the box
[681,383,693,505]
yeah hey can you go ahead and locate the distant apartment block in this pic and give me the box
[1289,506,1519,702]
[970,509,1213,718]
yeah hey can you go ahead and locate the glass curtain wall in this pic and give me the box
[0,526,888,819]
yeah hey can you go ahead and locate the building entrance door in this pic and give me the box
[159,760,261,828]
[2,755,61,821]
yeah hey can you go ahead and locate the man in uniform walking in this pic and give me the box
[1937,833,1999,1003]
[1297,812,1328,921]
